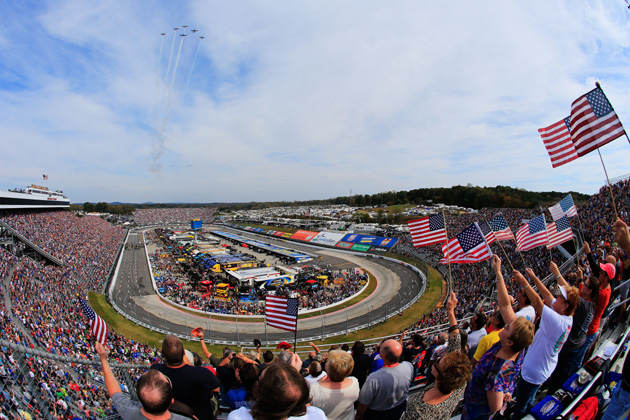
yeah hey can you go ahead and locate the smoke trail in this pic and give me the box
[163,28,178,103]
[184,37,202,96]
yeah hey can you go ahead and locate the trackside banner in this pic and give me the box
[335,241,354,249]
[310,231,346,246]
[290,230,319,242]
[373,237,398,248]
[351,244,371,252]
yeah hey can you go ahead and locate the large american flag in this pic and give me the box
[516,215,549,251]
[80,299,108,344]
[488,213,515,241]
[539,117,579,168]
[549,194,578,221]
[266,296,298,332]
[570,86,626,157]
[440,223,493,264]
[408,214,447,248]
[478,220,497,246]
[546,216,574,249]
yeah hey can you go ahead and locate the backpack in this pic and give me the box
[567,396,598,420]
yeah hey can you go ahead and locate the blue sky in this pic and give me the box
[1,1,630,203]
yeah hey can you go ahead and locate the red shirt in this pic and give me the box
[583,284,610,335]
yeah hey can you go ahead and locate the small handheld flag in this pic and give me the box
[80,299,108,345]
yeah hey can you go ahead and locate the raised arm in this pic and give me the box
[525,268,554,308]
[309,342,320,353]
[445,292,459,338]
[549,261,568,288]
[95,342,122,398]
[513,270,544,315]
[614,219,630,262]
[493,255,516,324]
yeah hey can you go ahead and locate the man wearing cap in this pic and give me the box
[575,242,614,366]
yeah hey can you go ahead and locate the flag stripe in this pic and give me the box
[439,223,492,264]
[80,299,108,345]
[546,216,574,249]
[539,118,579,168]
[266,296,298,332]
[549,194,578,221]
[408,214,447,247]
[516,215,549,251]
[488,213,515,241]
[570,87,626,157]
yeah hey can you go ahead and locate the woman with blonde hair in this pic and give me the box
[309,350,360,420]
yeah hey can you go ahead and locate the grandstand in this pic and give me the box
[0,178,628,419]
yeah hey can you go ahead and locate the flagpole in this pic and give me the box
[596,81,630,147]
[484,216,515,272]
[597,149,620,220]
[442,211,453,297]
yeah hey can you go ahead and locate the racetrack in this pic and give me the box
[111,227,424,344]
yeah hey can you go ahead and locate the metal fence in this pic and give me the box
[0,338,144,420]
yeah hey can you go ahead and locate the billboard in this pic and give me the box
[273,231,285,237]
[373,237,398,248]
[335,241,353,249]
[280,232,293,238]
[356,235,378,245]
[341,233,361,243]
[291,230,319,242]
[310,231,346,247]
[351,244,371,252]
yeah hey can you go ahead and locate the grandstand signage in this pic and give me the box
[310,231,346,246]
[342,234,360,243]
[373,237,398,248]
[356,235,378,245]
[273,231,285,237]
[350,244,371,252]
[335,241,354,249]
[291,230,319,242]
[280,232,292,238]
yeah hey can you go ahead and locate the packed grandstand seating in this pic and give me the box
[0,178,627,418]
[132,207,216,225]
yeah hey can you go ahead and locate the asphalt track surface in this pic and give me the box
[112,228,423,344]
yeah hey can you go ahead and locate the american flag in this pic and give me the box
[549,194,578,221]
[516,215,549,252]
[439,223,493,264]
[546,216,574,249]
[80,299,108,344]
[570,86,626,157]
[488,213,515,241]
[408,214,447,248]
[266,296,298,332]
[539,117,579,168]
[478,220,497,245]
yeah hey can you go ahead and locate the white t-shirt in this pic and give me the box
[467,328,487,350]
[228,406,327,420]
[521,304,572,385]
[310,377,360,420]
[515,305,536,323]
[305,372,327,385]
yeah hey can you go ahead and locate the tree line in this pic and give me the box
[219,185,590,212]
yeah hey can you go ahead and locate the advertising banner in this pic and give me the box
[356,235,378,245]
[341,233,361,243]
[280,232,293,238]
[335,241,354,249]
[273,231,285,237]
[351,244,371,252]
[373,237,398,248]
[310,231,346,246]
[290,230,319,242]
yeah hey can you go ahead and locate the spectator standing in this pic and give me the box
[95,342,188,420]
[350,341,372,389]
[510,264,579,419]
[151,335,220,420]
[310,350,359,420]
[356,339,414,420]
[401,293,472,420]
